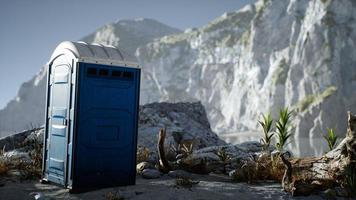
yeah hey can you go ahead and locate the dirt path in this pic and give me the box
[0,174,326,200]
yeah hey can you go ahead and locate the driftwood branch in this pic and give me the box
[157,128,171,172]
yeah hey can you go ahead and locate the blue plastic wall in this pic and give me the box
[72,62,140,189]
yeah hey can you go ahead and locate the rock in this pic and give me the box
[141,169,162,179]
[29,192,46,200]
[0,128,43,152]
[238,142,265,153]
[136,162,154,174]
[3,150,30,162]
[228,169,237,177]
[322,189,337,200]
[334,187,349,197]
[138,102,225,153]
[168,170,192,178]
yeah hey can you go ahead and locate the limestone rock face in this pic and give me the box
[2,1,356,157]
[136,0,356,156]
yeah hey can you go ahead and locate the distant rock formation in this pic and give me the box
[2,0,356,156]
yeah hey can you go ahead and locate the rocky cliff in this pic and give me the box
[137,0,356,156]
[1,0,356,156]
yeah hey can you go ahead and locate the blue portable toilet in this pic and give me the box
[42,41,140,191]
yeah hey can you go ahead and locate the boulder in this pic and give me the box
[168,170,192,178]
[136,162,154,174]
[141,169,162,179]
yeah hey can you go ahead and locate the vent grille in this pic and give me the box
[86,67,133,81]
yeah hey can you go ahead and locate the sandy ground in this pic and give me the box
[0,174,327,200]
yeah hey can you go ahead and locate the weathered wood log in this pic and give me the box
[282,111,356,196]
[157,128,171,172]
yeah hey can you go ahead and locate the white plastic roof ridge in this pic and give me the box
[49,41,138,67]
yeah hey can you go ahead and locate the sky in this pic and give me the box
[0,0,254,109]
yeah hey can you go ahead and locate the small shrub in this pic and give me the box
[136,146,150,163]
[258,113,274,152]
[180,143,193,157]
[275,107,293,152]
[170,141,194,159]
[323,128,338,151]
[216,147,231,174]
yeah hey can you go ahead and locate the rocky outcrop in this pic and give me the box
[137,0,356,156]
[138,102,225,157]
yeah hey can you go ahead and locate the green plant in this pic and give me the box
[275,107,293,152]
[258,113,274,151]
[323,128,338,151]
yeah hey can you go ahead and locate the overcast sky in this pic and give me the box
[0,0,254,109]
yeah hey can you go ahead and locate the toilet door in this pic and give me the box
[45,64,71,185]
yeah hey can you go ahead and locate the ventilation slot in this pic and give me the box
[112,70,122,77]
[87,68,97,76]
[123,71,133,79]
[86,67,133,81]
[99,69,109,76]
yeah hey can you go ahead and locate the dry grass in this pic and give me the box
[170,141,194,159]
[105,191,125,200]
[232,153,285,183]
[136,146,150,164]
[0,132,43,180]
[0,158,8,176]
[175,176,199,189]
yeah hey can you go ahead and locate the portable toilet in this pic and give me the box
[42,41,140,191]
